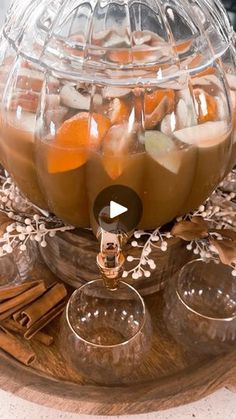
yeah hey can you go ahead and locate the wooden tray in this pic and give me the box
[0,258,236,416]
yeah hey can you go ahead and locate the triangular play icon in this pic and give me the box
[109,201,128,219]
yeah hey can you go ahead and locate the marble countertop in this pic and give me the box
[0,388,236,419]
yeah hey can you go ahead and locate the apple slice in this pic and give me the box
[103,86,131,99]
[60,84,90,110]
[102,124,133,179]
[174,121,228,148]
[133,30,152,46]
[160,113,175,136]
[145,131,183,174]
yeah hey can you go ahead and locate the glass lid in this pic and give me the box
[2,0,234,84]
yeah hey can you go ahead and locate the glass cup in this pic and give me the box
[60,279,152,385]
[163,259,236,355]
[0,238,37,288]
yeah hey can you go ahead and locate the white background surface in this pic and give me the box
[0,0,236,418]
[0,388,236,418]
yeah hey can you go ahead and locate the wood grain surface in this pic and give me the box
[0,247,236,415]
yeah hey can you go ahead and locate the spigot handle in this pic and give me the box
[96,229,126,290]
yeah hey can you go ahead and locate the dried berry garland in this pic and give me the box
[124,172,236,279]
[0,172,74,255]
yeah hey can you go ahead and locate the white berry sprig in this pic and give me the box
[0,172,74,256]
[123,228,172,280]
[0,215,74,256]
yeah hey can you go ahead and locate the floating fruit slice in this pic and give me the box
[145,89,175,129]
[145,131,175,154]
[56,112,110,148]
[102,155,128,180]
[145,89,173,114]
[175,39,192,54]
[194,89,217,123]
[192,66,216,79]
[108,48,150,64]
[174,121,228,148]
[109,98,129,124]
[108,49,131,64]
[60,84,90,110]
[102,124,131,179]
[48,112,110,173]
[47,147,88,174]
[104,86,131,99]
[145,131,182,173]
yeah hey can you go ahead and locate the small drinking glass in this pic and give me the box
[60,279,152,385]
[163,259,236,355]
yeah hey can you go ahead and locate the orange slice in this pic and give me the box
[145,89,175,129]
[109,98,129,124]
[48,112,110,173]
[102,155,128,180]
[47,147,88,174]
[108,49,131,64]
[194,89,217,123]
[145,89,175,115]
[187,53,203,70]
[175,39,192,54]
[192,66,216,79]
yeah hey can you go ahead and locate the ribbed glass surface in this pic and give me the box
[2,0,234,82]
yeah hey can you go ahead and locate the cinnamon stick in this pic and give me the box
[0,282,46,314]
[1,319,23,333]
[19,283,67,328]
[13,302,34,322]
[1,319,53,346]
[13,281,57,322]
[0,302,32,321]
[33,331,53,346]
[0,328,36,365]
[0,280,44,302]
[24,301,65,340]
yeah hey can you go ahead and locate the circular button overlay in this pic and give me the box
[93,185,143,234]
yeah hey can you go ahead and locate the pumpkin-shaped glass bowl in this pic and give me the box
[0,0,235,233]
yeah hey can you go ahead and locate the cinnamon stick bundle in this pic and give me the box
[24,301,65,340]
[0,280,44,302]
[0,282,46,314]
[2,319,53,346]
[0,328,36,365]
[18,283,67,328]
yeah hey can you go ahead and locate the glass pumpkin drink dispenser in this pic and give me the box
[0,0,235,287]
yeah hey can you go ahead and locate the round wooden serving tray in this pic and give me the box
[0,249,236,415]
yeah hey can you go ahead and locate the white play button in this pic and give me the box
[109,201,128,219]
